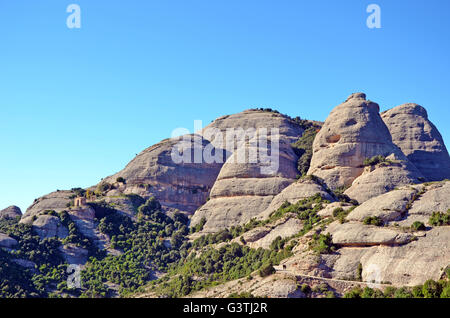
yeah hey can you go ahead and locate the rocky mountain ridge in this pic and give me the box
[1,93,449,298]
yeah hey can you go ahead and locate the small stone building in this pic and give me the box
[74,197,87,207]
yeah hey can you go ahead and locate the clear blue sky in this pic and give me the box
[1,0,449,213]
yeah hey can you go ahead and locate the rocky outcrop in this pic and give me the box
[32,215,69,239]
[323,227,450,286]
[347,180,450,227]
[12,259,37,270]
[317,202,353,218]
[0,206,22,219]
[382,103,450,181]
[59,244,88,265]
[398,181,450,227]
[326,221,414,246]
[346,187,420,223]
[201,109,303,149]
[321,180,450,286]
[191,138,300,232]
[68,207,96,239]
[191,196,275,233]
[259,178,335,220]
[307,93,423,203]
[190,111,305,232]
[0,233,18,249]
[21,190,73,224]
[189,273,305,298]
[246,217,303,249]
[104,134,223,214]
[343,159,423,203]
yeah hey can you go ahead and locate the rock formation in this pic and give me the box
[190,110,307,232]
[382,103,450,181]
[21,190,73,224]
[0,206,22,219]
[8,93,450,297]
[103,134,223,214]
[307,93,424,203]
[32,215,69,239]
[258,177,335,220]
[321,180,450,286]
[0,233,18,249]
[191,136,301,232]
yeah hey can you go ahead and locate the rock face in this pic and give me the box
[307,93,423,203]
[201,109,303,149]
[0,233,18,248]
[259,178,335,220]
[382,103,450,181]
[191,111,304,232]
[343,157,423,203]
[0,206,22,219]
[189,273,305,298]
[21,190,73,224]
[322,180,450,286]
[346,187,419,223]
[32,215,69,239]
[103,135,223,214]
[10,95,450,293]
[191,140,300,232]
[323,227,450,286]
[59,244,88,265]
[246,217,303,249]
[326,221,414,246]
[398,181,450,227]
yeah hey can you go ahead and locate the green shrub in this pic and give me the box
[441,285,450,298]
[270,236,285,251]
[97,183,113,193]
[291,127,318,176]
[394,287,412,298]
[429,210,450,226]
[309,233,334,254]
[363,216,383,226]
[363,155,390,167]
[412,285,424,298]
[116,177,126,183]
[191,217,206,234]
[333,207,351,223]
[383,286,397,298]
[228,292,254,298]
[344,287,362,298]
[300,283,311,294]
[411,221,426,231]
[422,279,442,298]
[259,263,276,278]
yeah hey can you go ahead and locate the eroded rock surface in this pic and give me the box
[0,233,18,249]
[307,93,423,200]
[326,221,414,246]
[382,103,450,181]
[104,135,223,214]
[191,111,305,231]
[0,206,22,219]
[346,187,419,223]
[21,191,72,224]
[32,215,69,240]
[259,178,335,220]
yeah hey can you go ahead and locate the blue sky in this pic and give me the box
[1,0,449,212]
